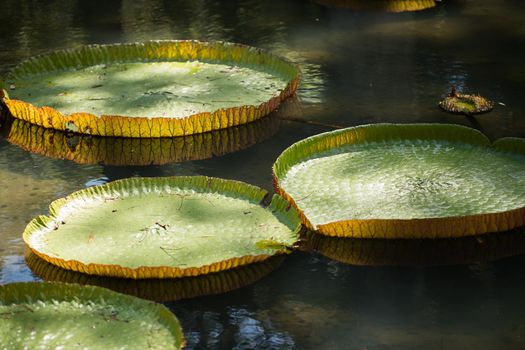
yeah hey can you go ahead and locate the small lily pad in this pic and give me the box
[273,123,525,238]
[24,176,301,278]
[0,282,184,349]
[1,40,300,137]
[439,86,494,115]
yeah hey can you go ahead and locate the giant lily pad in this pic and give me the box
[24,176,301,278]
[1,40,300,137]
[315,0,437,12]
[26,251,285,302]
[273,123,525,238]
[304,228,525,266]
[0,282,184,349]
[2,113,280,165]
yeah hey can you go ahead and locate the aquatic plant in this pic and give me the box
[273,123,525,238]
[439,86,494,115]
[0,282,184,349]
[23,176,301,278]
[0,40,300,137]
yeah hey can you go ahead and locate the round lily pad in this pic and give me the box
[24,176,301,278]
[1,40,300,137]
[0,282,184,349]
[2,113,280,165]
[305,228,525,266]
[26,251,285,302]
[315,0,437,12]
[439,87,493,115]
[273,123,525,238]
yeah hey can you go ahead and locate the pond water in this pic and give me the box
[1,0,525,349]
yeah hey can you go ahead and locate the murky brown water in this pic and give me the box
[1,0,525,349]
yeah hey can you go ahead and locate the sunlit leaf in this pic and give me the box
[24,176,301,278]
[0,282,184,349]
[2,41,300,137]
[273,123,525,238]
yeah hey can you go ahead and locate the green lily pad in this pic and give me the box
[26,251,285,302]
[24,176,301,278]
[0,282,184,349]
[2,113,280,166]
[273,123,525,238]
[1,40,300,137]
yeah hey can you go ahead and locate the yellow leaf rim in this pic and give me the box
[314,0,437,12]
[1,40,300,138]
[304,228,525,266]
[26,251,285,302]
[0,281,185,349]
[2,113,281,166]
[273,123,525,239]
[23,176,302,279]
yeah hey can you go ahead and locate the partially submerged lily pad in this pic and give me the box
[26,251,285,302]
[273,123,525,238]
[304,228,525,266]
[1,40,300,137]
[439,86,494,115]
[2,113,280,166]
[0,282,184,349]
[315,0,437,12]
[24,176,301,278]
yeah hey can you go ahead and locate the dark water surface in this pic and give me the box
[1,1,525,349]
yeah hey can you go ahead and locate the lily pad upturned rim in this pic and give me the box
[2,112,281,166]
[273,123,525,239]
[23,176,302,279]
[439,93,494,115]
[26,251,285,302]
[0,40,300,138]
[0,282,185,349]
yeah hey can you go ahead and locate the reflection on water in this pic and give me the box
[0,0,87,70]
[121,0,234,42]
[2,113,281,166]
[26,252,285,303]
[273,50,327,105]
[1,0,525,349]
[304,228,525,266]
[169,251,525,349]
[0,255,34,284]
[314,0,438,13]
[0,140,103,256]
